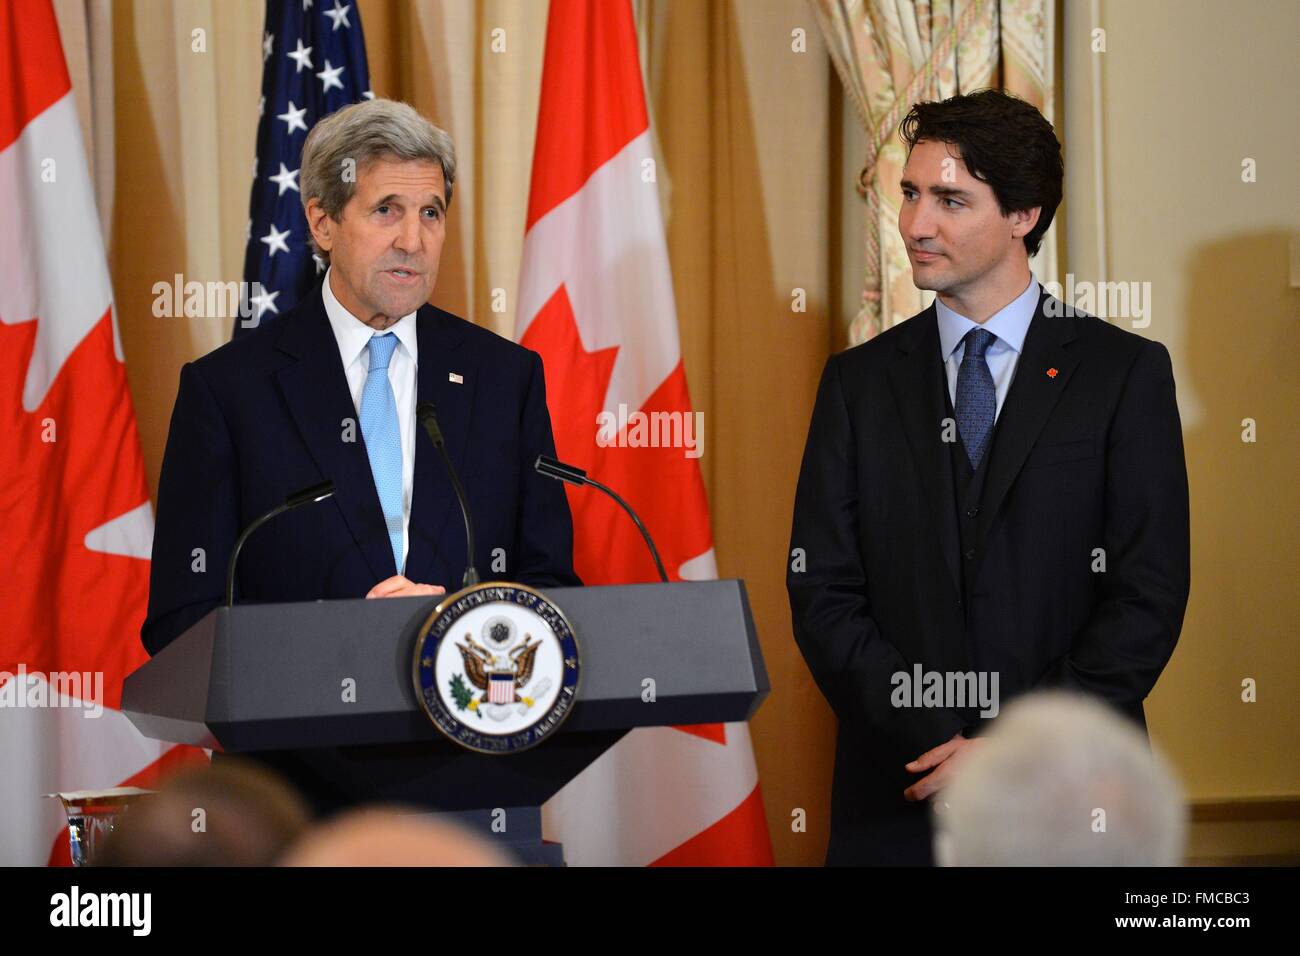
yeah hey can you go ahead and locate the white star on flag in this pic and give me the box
[316,60,345,93]
[324,1,351,31]
[249,288,281,318]
[269,163,300,196]
[287,38,313,73]
[277,100,308,135]
[262,31,274,62]
[260,224,291,258]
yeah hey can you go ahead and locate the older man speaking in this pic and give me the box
[142,99,579,807]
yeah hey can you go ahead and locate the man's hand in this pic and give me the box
[365,575,446,599]
[902,733,982,802]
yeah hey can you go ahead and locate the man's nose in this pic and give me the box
[902,201,936,242]
[393,210,422,253]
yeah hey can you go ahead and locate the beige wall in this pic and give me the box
[1061,0,1300,860]
[60,0,1298,864]
[1061,0,1300,826]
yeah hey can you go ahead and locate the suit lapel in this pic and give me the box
[404,307,477,587]
[887,307,962,603]
[273,286,396,584]
[974,290,1081,561]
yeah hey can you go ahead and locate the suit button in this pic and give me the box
[966,507,980,518]
[964,548,976,560]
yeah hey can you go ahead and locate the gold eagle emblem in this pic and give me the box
[455,633,541,699]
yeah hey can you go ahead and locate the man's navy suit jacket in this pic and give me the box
[787,288,1191,866]
[142,281,580,657]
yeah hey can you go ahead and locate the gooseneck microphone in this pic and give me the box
[225,480,335,607]
[416,400,480,588]
[535,454,669,583]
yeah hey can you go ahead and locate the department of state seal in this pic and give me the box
[413,582,580,754]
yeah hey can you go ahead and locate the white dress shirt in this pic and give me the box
[322,267,419,574]
[935,276,1041,422]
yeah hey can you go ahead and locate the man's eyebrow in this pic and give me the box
[373,193,446,209]
[899,179,974,200]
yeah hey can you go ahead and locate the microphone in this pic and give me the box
[416,400,480,588]
[226,480,335,607]
[535,454,669,583]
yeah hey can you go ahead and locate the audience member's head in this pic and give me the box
[278,807,515,867]
[96,759,310,866]
[933,691,1186,866]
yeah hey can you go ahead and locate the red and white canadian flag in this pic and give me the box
[518,0,773,865]
[0,0,204,866]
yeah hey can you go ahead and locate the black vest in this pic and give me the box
[944,388,999,732]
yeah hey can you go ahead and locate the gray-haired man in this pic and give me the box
[143,99,581,811]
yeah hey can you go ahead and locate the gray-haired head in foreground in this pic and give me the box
[299,98,456,261]
[933,691,1187,866]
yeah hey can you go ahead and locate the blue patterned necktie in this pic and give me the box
[955,327,997,470]
[360,332,404,573]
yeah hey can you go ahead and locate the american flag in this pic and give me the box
[236,0,372,337]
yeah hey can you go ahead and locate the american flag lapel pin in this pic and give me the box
[1046,367,1059,379]
[449,372,464,384]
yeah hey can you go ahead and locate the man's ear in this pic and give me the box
[1010,206,1042,240]
[305,197,335,255]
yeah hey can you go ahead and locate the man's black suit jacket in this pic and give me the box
[786,286,1190,866]
[142,283,580,807]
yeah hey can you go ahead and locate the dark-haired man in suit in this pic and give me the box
[787,90,1190,865]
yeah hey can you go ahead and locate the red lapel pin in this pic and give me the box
[1046,367,1059,378]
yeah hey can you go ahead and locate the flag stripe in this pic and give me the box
[0,0,71,151]
[649,784,775,867]
[524,0,648,230]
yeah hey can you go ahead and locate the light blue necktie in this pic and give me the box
[360,332,404,573]
[955,327,997,470]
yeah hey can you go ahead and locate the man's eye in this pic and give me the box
[423,207,441,220]
[376,205,391,215]
[943,198,962,208]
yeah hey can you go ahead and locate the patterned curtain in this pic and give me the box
[811,0,1057,344]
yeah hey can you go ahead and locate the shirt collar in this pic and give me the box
[322,266,419,368]
[936,276,1041,362]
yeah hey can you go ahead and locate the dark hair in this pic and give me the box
[899,89,1063,258]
